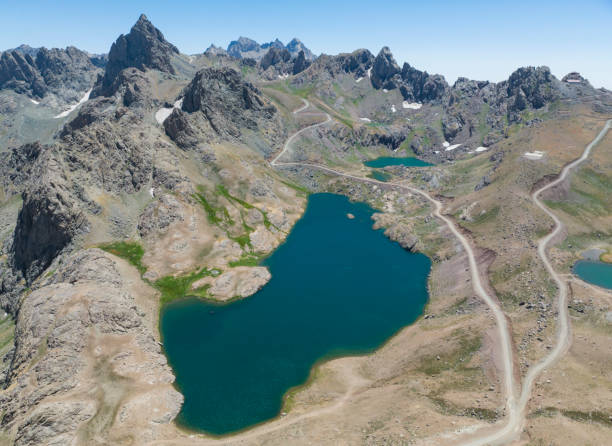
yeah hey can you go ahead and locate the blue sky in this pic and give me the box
[2,0,611,88]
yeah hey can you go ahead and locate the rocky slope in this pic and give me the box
[0,45,99,103]
[164,66,284,150]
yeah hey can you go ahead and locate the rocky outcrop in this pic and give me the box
[93,14,179,97]
[368,47,449,103]
[293,49,373,84]
[292,50,310,75]
[35,47,98,98]
[506,66,558,113]
[192,266,271,301]
[260,47,291,70]
[0,249,182,445]
[166,67,281,148]
[12,151,86,281]
[259,47,311,77]
[0,46,99,102]
[0,142,44,198]
[400,63,449,103]
[0,51,46,97]
[370,47,400,89]
[204,44,229,58]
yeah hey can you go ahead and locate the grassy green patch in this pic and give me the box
[155,267,214,306]
[217,185,254,209]
[99,241,146,274]
[194,191,223,225]
[417,332,482,376]
[229,254,263,267]
[562,409,612,426]
[470,206,500,225]
[430,397,498,422]
[280,180,310,195]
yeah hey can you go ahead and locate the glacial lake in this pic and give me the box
[573,260,612,290]
[160,193,431,435]
[364,156,433,168]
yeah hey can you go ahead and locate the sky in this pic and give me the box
[2,0,611,88]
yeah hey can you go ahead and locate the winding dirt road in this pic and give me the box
[463,118,611,445]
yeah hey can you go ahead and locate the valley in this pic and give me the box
[0,12,611,446]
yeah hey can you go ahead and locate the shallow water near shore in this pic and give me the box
[573,260,612,289]
[160,193,431,435]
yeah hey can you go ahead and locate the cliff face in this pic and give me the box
[12,150,87,281]
[0,46,99,102]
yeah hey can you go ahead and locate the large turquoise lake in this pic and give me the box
[573,260,612,289]
[160,193,431,435]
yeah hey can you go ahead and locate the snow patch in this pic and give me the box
[524,150,545,160]
[277,73,289,80]
[155,99,184,124]
[442,141,450,148]
[383,88,389,93]
[367,67,372,78]
[434,150,440,154]
[402,101,422,110]
[445,143,461,151]
[30,98,40,105]
[566,79,581,83]
[475,146,489,152]
[155,108,173,124]
[54,89,92,119]
[390,104,396,113]
[149,187,155,198]
[355,77,363,83]
[359,117,372,122]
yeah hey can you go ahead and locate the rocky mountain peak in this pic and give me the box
[506,66,558,111]
[261,38,284,50]
[204,44,229,57]
[226,36,315,62]
[400,63,448,103]
[260,47,291,70]
[371,46,400,89]
[164,66,280,147]
[93,14,179,96]
[227,37,260,58]
[286,38,315,60]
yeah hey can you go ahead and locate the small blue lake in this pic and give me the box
[160,193,431,435]
[364,156,432,168]
[573,260,612,289]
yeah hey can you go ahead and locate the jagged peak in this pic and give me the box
[93,13,179,96]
